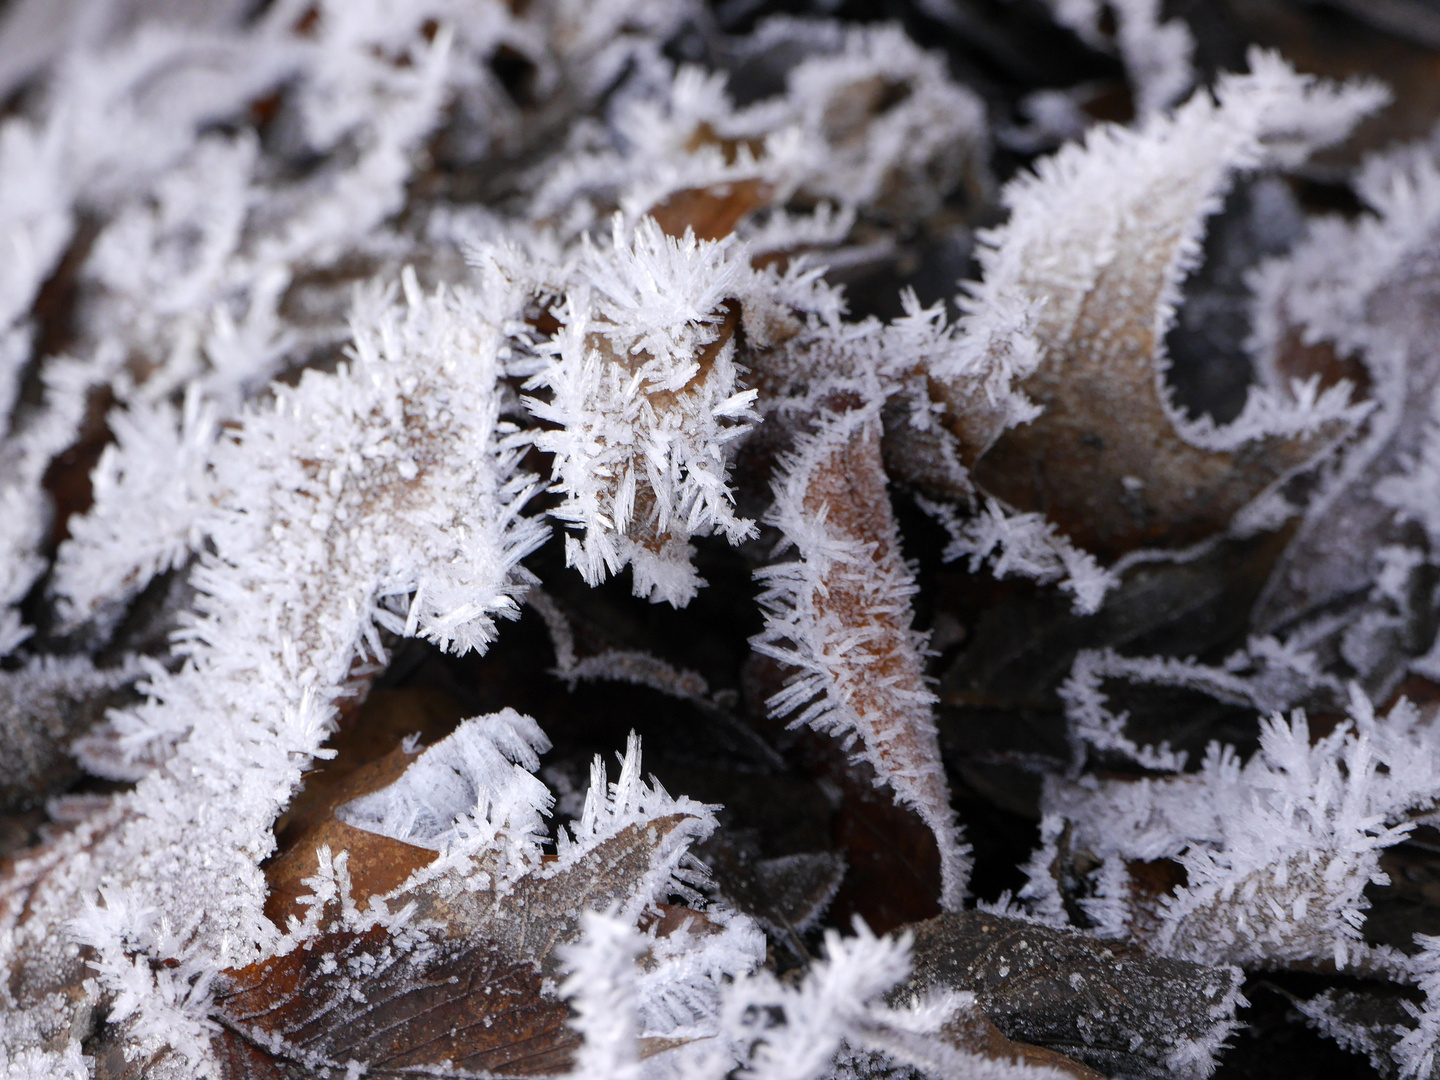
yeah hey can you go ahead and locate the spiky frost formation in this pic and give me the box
[926,496,1116,615]
[1057,642,1344,774]
[528,19,987,244]
[561,912,1069,1080]
[0,270,547,1068]
[753,398,969,909]
[1043,688,1440,971]
[527,218,758,606]
[927,50,1381,590]
[1249,134,1440,686]
[337,709,555,857]
[560,910,647,1080]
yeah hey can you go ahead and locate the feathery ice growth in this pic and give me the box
[5,1,1440,1078]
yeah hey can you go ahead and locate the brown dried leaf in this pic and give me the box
[399,815,700,979]
[933,62,1369,561]
[214,923,577,1077]
[755,403,968,909]
[649,178,774,242]
[968,295,1343,561]
[221,806,711,1077]
[942,1006,1108,1080]
[897,910,1245,1079]
[264,738,435,929]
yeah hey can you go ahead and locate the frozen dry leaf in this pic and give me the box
[0,655,139,812]
[1290,984,1424,1079]
[11,3,1440,1076]
[753,398,969,910]
[0,269,548,1071]
[526,219,758,607]
[932,52,1380,566]
[527,19,987,250]
[212,920,578,1077]
[89,720,760,1078]
[1250,131,1440,660]
[896,910,1246,1079]
[1040,689,1440,973]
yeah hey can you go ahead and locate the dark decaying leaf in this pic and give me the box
[893,910,1245,1079]
[212,923,577,1078]
[399,815,701,979]
[700,830,845,944]
[219,811,709,1077]
[1289,982,1430,1080]
[940,1004,1108,1080]
[0,658,136,814]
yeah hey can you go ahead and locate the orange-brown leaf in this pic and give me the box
[265,739,435,928]
[650,179,774,242]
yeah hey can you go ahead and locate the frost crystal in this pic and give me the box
[2,268,546,1065]
[1045,687,1440,971]
[527,218,757,606]
[754,396,969,909]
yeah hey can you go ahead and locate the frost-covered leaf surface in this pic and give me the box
[897,910,1245,1079]
[753,396,969,910]
[947,53,1379,564]
[12,2,1440,1078]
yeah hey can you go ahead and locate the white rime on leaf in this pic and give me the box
[1394,934,1440,1080]
[337,710,554,857]
[560,914,1043,1080]
[687,919,1060,1080]
[1247,126,1440,635]
[726,919,917,1080]
[560,909,645,1080]
[527,217,758,606]
[929,50,1381,573]
[754,19,987,223]
[527,18,987,245]
[1059,641,1344,774]
[4,268,547,1068]
[926,495,1116,615]
[40,1,550,632]
[1045,687,1440,971]
[554,732,719,915]
[753,397,969,910]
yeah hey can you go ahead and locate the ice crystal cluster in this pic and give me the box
[8,0,1440,1077]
